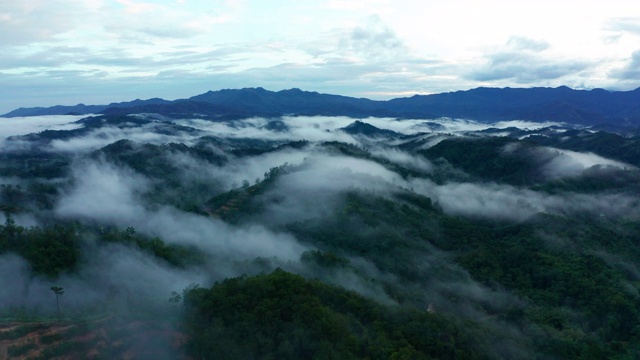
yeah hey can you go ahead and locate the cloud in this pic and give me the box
[0,44,243,72]
[9,113,640,236]
[3,109,639,359]
[0,115,84,139]
[0,5,448,114]
[0,254,32,308]
[175,116,360,144]
[506,36,550,52]
[2,0,640,116]
[0,1,238,85]
[344,15,405,60]
[410,177,640,222]
[115,0,158,15]
[0,244,207,318]
[209,14,450,100]
[47,150,406,308]
[56,160,149,224]
[325,0,390,12]
[0,1,82,46]
[48,120,199,153]
[144,117,564,148]
[55,159,308,261]
[468,55,590,83]
[167,146,311,191]
[256,153,405,220]
[541,147,633,179]
[0,212,40,229]
[0,46,95,71]
[0,116,205,153]
[605,18,640,35]
[466,37,592,83]
[609,49,640,80]
[370,147,433,173]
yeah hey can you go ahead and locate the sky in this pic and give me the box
[1,0,639,114]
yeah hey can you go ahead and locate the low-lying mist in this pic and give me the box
[2,113,640,359]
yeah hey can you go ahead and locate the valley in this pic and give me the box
[1,100,640,358]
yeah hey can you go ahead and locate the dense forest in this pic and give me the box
[1,113,640,359]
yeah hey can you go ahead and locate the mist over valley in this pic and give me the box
[1,90,640,359]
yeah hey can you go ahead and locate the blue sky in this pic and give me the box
[1,0,639,113]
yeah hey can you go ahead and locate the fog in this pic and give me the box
[410,178,640,222]
[15,114,638,244]
[55,159,307,261]
[370,147,434,173]
[195,148,311,190]
[2,115,637,273]
[1,112,638,359]
[253,153,406,224]
[175,116,359,143]
[0,244,207,318]
[0,115,85,138]
[49,120,201,153]
[542,147,634,179]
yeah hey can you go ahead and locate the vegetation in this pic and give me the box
[50,286,64,321]
[528,130,640,167]
[0,219,205,277]
[182,269,489,360]
[3,113,640,358]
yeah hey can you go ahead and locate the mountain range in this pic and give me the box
[4,86,640,126]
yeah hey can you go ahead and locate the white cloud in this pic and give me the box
[542,147,633,179]
[49,121,196,153]
[55,159,307,260]
[1,1,640,117]
[370,147,433,173]
[410,178,640,222]
[0,115,84,139]
[467,37,593,84]
[56,160,149,224]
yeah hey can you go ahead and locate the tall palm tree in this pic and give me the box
[50,286,64,321]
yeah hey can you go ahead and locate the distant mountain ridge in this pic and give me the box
[4,86,640,126]
[3,98,170,117]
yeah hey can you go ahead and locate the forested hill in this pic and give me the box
[3,112,640,358]
[4,86,640,126]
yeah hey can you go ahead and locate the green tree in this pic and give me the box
[50,286,64,321]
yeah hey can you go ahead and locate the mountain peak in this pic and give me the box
[341,120,400,137]
[4,86,640,126]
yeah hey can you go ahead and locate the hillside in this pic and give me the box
[4,86,640,127]
[1,113,640,358]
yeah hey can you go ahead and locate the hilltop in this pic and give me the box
[4,86,640,127]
